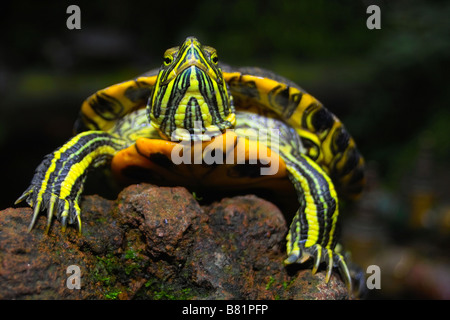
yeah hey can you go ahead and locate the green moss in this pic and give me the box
[123,247,146,276]
[192,192,203,201]
[143,279,195,300]
[124,248,140,260]
[105,288,122,300]
[282,278,296,290]
[265,276,276,290]
[93,255,117,283]
[95,217,108,224]
[124,250,136,260]
[124,263,140,276]
[91,254,124,299]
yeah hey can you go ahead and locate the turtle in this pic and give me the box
[16,36,365,294]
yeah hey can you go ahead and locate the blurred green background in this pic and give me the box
[1,0,449,299]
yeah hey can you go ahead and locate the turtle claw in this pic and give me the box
[311,244,322,275]
[74,203,82,234]
[285,241,355,295]
[334,252,353,293]
[16,184,82,234]
[61,215,68,233]
[60,202,69,233]
[27,198,42,232]
[324,248,334,283]
[44,195,57,234]
[15,188,32,206]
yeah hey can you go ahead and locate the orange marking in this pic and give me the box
[112,131,288,184]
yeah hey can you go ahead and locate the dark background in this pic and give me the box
[1,0,449,299]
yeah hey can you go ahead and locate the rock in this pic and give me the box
[0,183,349,300]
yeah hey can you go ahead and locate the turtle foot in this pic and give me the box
[284,242,353,294]
[16,187,82,234]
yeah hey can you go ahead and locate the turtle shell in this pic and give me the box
[76,65,364,201]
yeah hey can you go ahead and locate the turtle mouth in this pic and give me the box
[161,60,218,86]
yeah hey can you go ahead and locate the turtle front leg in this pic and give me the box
[15,131,127,233]
[282,152,353,292]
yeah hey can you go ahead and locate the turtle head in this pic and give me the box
[148,37,235,141]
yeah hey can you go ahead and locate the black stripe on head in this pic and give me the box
[160,68,191,136]
[183,98,193,130]
[197,68,224,126]
[151,82,168,119]
[183,96,206,133]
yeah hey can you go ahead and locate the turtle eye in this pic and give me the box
[163,55,173,66]
[211,52,219,65]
